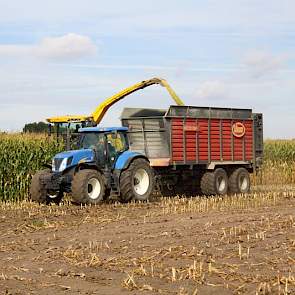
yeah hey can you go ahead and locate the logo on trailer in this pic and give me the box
[232,122,246,138]
[184,122,199,132]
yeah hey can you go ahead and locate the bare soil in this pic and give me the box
[0,189,295,294]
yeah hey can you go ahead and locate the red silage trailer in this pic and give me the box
[122,105,263,196]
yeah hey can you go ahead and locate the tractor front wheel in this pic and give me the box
[30,169,63,204]
[120,158,154,202]
[71,169,106,205]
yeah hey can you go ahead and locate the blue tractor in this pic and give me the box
[30,126,155,204]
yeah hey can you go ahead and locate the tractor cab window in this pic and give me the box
[80,133,105,150]
[80,132,106,165]
[106,132,127,161]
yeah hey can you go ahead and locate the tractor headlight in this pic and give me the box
[52,158,56,171]
[52,156,73,172]
[59,158,68,172]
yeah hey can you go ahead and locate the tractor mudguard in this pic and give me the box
[75,162,98,172]
[115,151,149,170]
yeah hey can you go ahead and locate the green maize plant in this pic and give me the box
[253,140,295,186]
[0,133,63,201]
[264,139,295,162]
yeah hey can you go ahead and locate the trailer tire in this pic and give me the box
[120,158,154,202]
[30,169,63,204]
[201,168,228,196]
[71,169,105,205]
[228,168,250,194]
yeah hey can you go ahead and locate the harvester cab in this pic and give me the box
[47,116,93,150]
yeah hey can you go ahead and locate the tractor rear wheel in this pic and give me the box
[200,168,228,196]
[228,167,250,194]
[30,169,63,204]
[120,158,154,202]
[71,169,106,205]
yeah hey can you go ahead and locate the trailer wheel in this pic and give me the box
[30,169,63,204]
[200,168,228,196]
[71,169,106,205]
[120,158,154,202]
[228,168,250,194]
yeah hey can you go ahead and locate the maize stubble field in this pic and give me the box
[0,134,295,294]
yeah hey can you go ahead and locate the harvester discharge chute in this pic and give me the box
[46,77,184,148]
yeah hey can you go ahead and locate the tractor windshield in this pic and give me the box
[80,133,105,150]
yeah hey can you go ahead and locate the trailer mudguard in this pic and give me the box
[115,151,148,170]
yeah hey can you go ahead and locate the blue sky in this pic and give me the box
[0,0,294,138]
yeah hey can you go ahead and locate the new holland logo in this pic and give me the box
[232,122,246,138]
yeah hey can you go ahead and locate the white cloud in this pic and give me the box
[195,80,229,100]
[36,34,97,59]
[0,33,97,60]
[0,45,31,57]
[243,50,285,78]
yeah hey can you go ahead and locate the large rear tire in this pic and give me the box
[228,167,250,194]
[71,169,106,205]
[30,169,63,204]
[120,158,154,202]
[200,168,228,196]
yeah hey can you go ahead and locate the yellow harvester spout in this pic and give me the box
[91,77,184,124]
[46,77,184,125]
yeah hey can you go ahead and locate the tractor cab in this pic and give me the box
[51,127,129,173]
[78,127,129,167]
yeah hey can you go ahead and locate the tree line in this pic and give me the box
[23,122,48,133]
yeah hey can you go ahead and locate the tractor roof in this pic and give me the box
[78,127,128,133]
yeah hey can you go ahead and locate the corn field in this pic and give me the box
[0,133,63,201]
[254,140,295,185]
[264,139,295,162]
[0,134,295,201]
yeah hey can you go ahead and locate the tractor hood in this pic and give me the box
[52,149,95,172]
